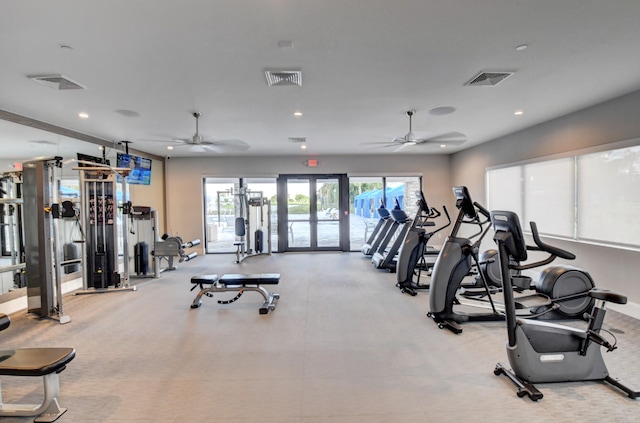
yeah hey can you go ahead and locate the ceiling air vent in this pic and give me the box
[288,137,306,143]
[265,69,302,87]
[464,71,514,87]
[27,74,86,90]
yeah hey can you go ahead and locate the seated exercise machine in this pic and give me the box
[190,273,280,314]
[395,191,450,296]
[0,314,76,422]
[490,210,639,401]
[428,186,594,334]
[153,234,200,272]
[361,202,392,256]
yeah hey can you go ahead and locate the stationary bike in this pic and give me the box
[490,210,639,400]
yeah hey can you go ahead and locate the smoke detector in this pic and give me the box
[27,74,86,90]
[265,69,302,87]
[464,71,514,87]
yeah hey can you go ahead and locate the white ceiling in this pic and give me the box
[2,0,640,162]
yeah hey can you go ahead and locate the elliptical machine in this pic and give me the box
[427,186,499,333]
[428,186,595,334]
[396,191,450,296]
[490,210,639,401]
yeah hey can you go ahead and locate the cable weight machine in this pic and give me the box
[22,157,71,323]
[224,188,271,263]
[74,160,136,294]
[0,171,25,290]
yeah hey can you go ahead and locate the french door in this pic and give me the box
[277,174,348,252]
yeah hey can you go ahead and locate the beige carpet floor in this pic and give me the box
[1,252,639,422]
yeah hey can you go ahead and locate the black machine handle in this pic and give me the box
[426,205,451,236]
[529,222,575,260]
[442,205,450,223]
[473,202,490,219]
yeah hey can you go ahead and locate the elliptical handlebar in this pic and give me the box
[442,205,450,223]
[428,207,441,219]
[529,221,576,260]
[429,205,452,236]
[473,201,490,219]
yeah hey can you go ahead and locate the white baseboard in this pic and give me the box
[609,300,640,320]
[0,278,82,317]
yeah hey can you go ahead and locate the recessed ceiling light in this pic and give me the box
[515,44,528,51]
[514,110,524,116]
[300,145,307,150]
[440,144,447,148]
[78,112,89,119]
[167,146,174,150]
[293,111,303,117]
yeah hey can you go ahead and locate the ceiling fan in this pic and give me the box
[385,110,466,151]
[156,112,250,153]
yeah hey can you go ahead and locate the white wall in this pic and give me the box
[450,89,640,305]
[164,154,452,253]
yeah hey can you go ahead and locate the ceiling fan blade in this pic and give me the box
[204,139,250,151]
[417,131,467,145]
[392,142,413,152]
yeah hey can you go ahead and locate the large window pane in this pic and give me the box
[349,177,383,251]
[486,166,523,218]
[385,176,421,216]
[204,178,239,253]
[578,146,640,246]
[523,158,574,237]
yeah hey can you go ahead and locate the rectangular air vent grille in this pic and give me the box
[464,71,514,87]
[27,74,86,90]
[288,137,306,143]
[265,69,302,87]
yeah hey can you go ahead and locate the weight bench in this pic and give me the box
[0,314,75,422]
[190,273,280,314]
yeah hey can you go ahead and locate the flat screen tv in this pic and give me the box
[116,153,152,185]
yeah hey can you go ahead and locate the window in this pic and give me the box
[486,142,640,249]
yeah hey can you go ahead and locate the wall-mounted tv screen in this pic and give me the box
[116,153,152,185]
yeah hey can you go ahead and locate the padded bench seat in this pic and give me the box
[0,348,75,377]
[0,314,76,422]
[220,273,280,285]
[190,273,280,314]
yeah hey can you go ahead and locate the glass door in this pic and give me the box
[280,175,345,251]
